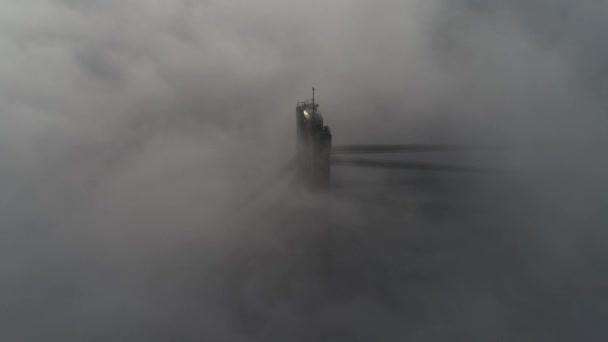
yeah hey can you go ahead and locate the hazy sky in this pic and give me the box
[1,1,607,341]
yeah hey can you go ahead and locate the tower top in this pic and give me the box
[312,87,315,114]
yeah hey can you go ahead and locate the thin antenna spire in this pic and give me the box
[312,87,315,114]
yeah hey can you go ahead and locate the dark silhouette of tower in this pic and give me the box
[296,88,332,190]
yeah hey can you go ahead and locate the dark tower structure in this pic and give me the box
[296,88,332,190]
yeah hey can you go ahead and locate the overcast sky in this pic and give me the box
[1,1,607,341]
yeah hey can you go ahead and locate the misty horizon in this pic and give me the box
[1,1,607,341]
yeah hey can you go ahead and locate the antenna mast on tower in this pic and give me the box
[312,87,315,114]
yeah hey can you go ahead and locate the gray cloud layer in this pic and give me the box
[1,1,607,341]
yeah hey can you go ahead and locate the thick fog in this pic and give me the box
[1,1,607,341]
